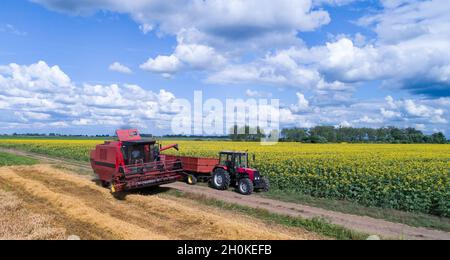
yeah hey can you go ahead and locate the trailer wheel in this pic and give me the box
[101,181,110,188]
[211,168,230,190]
[186,174,198,185]
[237,178,254,195]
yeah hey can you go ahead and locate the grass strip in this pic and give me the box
[0,152,39,166]
[166,189,369,240]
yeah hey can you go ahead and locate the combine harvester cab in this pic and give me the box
[90,129,182,193]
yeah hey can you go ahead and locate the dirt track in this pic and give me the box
[2,148,450,240]
[0,165,322,240]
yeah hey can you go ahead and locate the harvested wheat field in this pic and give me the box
[0,165,325,240]
[0,190,66,240]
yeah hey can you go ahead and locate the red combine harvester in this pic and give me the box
[165,151,270,195]
[90,129,182,193]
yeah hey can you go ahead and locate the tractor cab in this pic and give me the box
[219,151,249,172]
[211,151,269,195]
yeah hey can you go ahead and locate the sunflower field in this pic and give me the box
[0,138,449,216]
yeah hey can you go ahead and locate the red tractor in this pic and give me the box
[210,151,269,195]
[90,129,182,193]
[164,150,270,195]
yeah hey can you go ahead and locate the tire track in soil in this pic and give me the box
[0,167,167,240]
[0,165,322,240]
[11,166,236,240]
[0,178,116,240]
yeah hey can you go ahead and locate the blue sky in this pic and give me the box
[0,0,449,136]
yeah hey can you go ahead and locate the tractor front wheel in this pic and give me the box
[237,178,254,195]
[258,177,270,192]
[211,168,230,190]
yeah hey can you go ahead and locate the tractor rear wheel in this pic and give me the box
[237,178,254,195]
[211,168,230,190]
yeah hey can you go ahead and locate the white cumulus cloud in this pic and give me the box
[109,62,132,74]
[290,93,310,113]
[0,61,180,132]
[140,55,181,74]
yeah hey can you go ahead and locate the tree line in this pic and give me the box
[281,126,448,144]
[229,125,448,144]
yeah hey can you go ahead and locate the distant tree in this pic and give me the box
[405,128,425,143]
[430,132,447,144]
[310,135,328,143]
[310,126,336,143]
[229,125,265,141]
[281,128,308,142]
